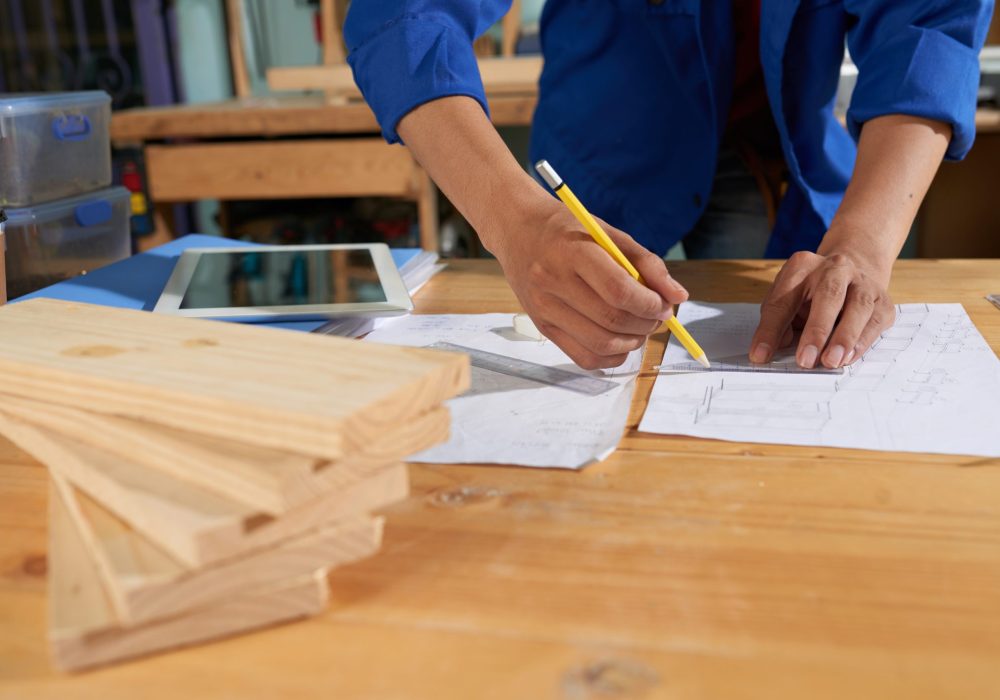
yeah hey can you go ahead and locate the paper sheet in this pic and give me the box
[638,302,1000,457]
[363,314,642,468]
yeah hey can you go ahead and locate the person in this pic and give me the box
[344,1,993,370]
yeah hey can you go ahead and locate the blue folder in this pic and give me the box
[16,234,424,333]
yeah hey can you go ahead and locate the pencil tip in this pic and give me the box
[697,355,711,369]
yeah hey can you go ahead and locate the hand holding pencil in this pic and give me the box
[535,160,709,368]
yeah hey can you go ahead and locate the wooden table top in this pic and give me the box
[110,94,537,143]
[110,95,998,143]
[2,259,999,699]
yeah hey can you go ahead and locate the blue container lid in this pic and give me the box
[0,91,110,116]
[4,187,129,227]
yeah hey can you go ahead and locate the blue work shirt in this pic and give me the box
[345,1,992,257]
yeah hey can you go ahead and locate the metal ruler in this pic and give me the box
[656,360,843,376]
[427,342,619,396]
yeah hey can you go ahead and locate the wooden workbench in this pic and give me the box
[1,259,999,699]
[110,94,538,253]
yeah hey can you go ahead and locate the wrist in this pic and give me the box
[818,223,897,282]
[476,173,556,260]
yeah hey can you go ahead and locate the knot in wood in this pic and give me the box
[561,657,660,698]
[21,553,47,578]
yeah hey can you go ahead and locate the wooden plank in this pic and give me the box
[145,139,421,202]
[0,233,6,305]
[267,57,542,97]
[415,169,439,252]
[49,477,328,672]
[501,0,522,58]
[0,299,469,460]
[0,395,442,513]
[109,94,537,142]
[0,410,408,567]
[319,0,344,66]
[225,0,252,98]
[53,470,381,626]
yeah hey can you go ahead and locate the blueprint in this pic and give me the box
[363,314,642,468]
[639,302,1000,457]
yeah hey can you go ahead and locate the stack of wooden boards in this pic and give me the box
[0,298,469,671]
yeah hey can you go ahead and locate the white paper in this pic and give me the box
[364,314,642,468]
[639,302,1000,457]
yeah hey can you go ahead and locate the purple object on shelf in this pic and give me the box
[129,0,179,107]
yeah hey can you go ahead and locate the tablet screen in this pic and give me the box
[179,248,387,310]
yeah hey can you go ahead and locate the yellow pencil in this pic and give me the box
[535,160,710,368]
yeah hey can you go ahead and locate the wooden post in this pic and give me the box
[415,169,439,252]
[501,0,522,58]
[320,0,345,65]
[225,0,252,98]
[137,202,177,253]
[0,223,6,305]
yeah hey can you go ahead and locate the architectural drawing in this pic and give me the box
[640,302,1000,458]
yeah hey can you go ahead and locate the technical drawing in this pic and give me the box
[908,368,953,385]
[689,379,835,434]
[897,385,942,406]
[639,302,1000,458]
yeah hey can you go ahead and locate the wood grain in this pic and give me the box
[224,0,251,98]
[109,95,537,143]
[2,260,999,697]
[145,139,422,202]
[53,468,381,626]
[0,396,441,514]
[267,57,542,98]
[0,299,469,460]
[318,0,344,66]
[0,241,6,306]
[0,410,408,567]
[48,475,327,672]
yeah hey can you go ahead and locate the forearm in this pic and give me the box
[396,96,549,259]
[819,114,951,276]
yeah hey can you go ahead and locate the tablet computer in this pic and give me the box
[153,243,413,322]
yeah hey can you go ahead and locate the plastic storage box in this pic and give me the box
[0,91,112,207]
[3,186,130,299]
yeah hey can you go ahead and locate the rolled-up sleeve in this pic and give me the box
[844,0,994,160]
[344,1,511,144]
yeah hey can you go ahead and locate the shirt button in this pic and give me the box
[693,194,703,207]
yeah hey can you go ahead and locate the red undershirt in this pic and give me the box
[726,0,786,215]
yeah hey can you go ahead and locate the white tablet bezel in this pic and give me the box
[153,243,413,322]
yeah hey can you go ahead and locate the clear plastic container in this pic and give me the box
[3,187,131,299]
[0,91,112,207]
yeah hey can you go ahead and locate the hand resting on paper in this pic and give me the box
[750,250,895,370]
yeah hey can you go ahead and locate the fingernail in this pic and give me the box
[799,345,819,368]
[750,343,771,363]
[844,347,857,365]
[825,344,845,368]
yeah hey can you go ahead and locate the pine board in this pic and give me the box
[53,472,382,625]
[0,299,469,460]
[0,409,408,567]
[49,477,328,672]
[0,395,441,513]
